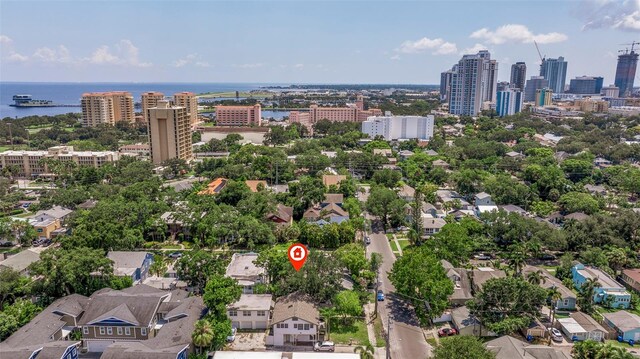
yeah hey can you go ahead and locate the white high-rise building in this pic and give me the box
[362,115,434,141]
[447,50,498,116]
[496,88,524,117]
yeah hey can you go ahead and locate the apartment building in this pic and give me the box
[147,100,193,164]
[216,104,262,126]
[174,92,199,126]
[225,253,267,294]
[361,115,434,140]
[228,294,274,330]
[141,91,165,122]
[266,293,324,347]
[81,91,134,126]
[0,146,119,178]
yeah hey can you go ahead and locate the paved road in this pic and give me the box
[366,228,432,359]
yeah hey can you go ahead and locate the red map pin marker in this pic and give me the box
[288,243,308,271]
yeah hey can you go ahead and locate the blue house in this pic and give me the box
[571,263,632,309]
[603,311,640,342]
[107,251,154,284]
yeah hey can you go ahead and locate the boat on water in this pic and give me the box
[10,94,56,107]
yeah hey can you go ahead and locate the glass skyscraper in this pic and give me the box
[615,51,638,97]
[539,57,568,93]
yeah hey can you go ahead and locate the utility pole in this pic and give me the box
[386,315,392,359]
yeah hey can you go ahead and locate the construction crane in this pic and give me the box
[534,40,545,62]
[619,41,640,53]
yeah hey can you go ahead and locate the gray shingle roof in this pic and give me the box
[603,311,640,332]
[271,292,319,325]
[107,251,151,276]
[0,249,41,273]
[78,285,168,326]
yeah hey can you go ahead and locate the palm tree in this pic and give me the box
[547,287,563,326]
[572,340,599,359]
[354,343,375,359]
[526,270,546,285]
[192,319,214,354]
[507,246,527,276]
[149,254,168,277]
[578,278,600,314]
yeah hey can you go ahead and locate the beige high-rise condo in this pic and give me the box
[173,92,199,126]
[81,91,134,126]
[141,91,165,122]
[147,100,193,164]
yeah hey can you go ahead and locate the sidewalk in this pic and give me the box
[363,302,387,359]
[392,234,403,256]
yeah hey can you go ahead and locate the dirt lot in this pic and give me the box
[228,331,267,351]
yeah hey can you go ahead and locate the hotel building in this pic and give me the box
[173,92,199,126]
[289,95,382,132]
[215,104,262,126]
[141,91,166,122]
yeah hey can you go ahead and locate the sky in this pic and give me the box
[1,0,639,84]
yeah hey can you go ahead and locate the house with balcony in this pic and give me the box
[266,293,324,347]
[571,263,632,309]
[422,217,447,236]
[226,253,267,294]
[107,251,154,284]
[0,294,87,359]
[228,294,274,330]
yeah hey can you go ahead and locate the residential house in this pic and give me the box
[571,263,632,309]
[432,159,450,170]
[441,260,473,306]
[228,294,274,330]
[435,190,471,209]
[0,248,40,275]
[451,306,495,337]
[397,150,414,160]
[198,177,228,195]
[505,151,525,159]
[0,294,87,359]
[470,268,506,293]
[266,293,324,347]
[584,184,607,196]
[557,312,607,342]
[33,205,73,224]
[424,149,439,156]
[372,148,392,157]
[77,199,98,210]
[322,175,346,188]
[594,157,613,169]
[602,310,640,342]
[100,295,205,359]
[211,352,358,359]
[267,204,294,226]
[620,268,640,293]
[474,192,494,206]
[246,180,268,193]
[226,253,266,294]
[554,151,570,163]
[398,184,415,201]
[564,212,590,222]
[422,217,447,236]
[499,204,528,217]
[107,251,154,284]
[322,194,344,207]
[523,266,576,310]
[485,336,571,359]
[303,201,349,225]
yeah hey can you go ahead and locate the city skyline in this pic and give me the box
[0,0,639,84]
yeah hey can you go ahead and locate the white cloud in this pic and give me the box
[85,40,151,67]
[460,43,488,54]
[7,52,28,62]
[576,0,640,32]
[397,37,458,55]
[470,24,568,44]
[0,35,12,44]
[390,54,401,60]
[294,63,304,69]
[233,63,264,69]
[32,45,73,63]
[171,53,211,68]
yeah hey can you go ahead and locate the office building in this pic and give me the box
[448,50,498,116]
[510,62,527,91]
[81,91,134,126]
[216,104,262,126]
[141,91,165,122]
[535,88,553,107]
[615,50,638,97]
[147,100,193,164]
[602,85,620,98]
[440,69,455,102]
[540,57,568,93]
[575,98,609,113]
[524,76,549,102]
[497,82,511,92]
[568,76,604,94]
[496,88,524,117]
[361,115,434,141]
[174,92,199,126]
[0,146,119,178]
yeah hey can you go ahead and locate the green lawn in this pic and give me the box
[328,318,369,346]
[554,312,571,319]
[605,340,635,349]
[372,315,386,347]
[541,265,557,274]
[386,233,393,240]
[390,240,400,254]
[397,239,411,251]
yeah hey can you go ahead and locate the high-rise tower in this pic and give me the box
[447,50,498,116]
[540,57,568,93]
[615,46,639,97]
[510,62,527,91]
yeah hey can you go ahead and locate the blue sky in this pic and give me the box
[1,0,639,84]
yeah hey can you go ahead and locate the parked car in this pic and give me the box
[550,328,563,342]
[473,253,492,260]
[226,327,237,342]
[168,252,183,259]
[377,290,385,301]
[365,236,371,245]
[313,341,335,352]
[41,239,52,247]
[438,328,458,337]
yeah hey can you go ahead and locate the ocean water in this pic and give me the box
[0,82,283,119]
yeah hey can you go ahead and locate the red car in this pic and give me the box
[438,328,458,337]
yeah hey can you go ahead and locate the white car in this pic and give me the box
[314,341,335,352]
[549,328,563,342]
[227,327,237,342]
